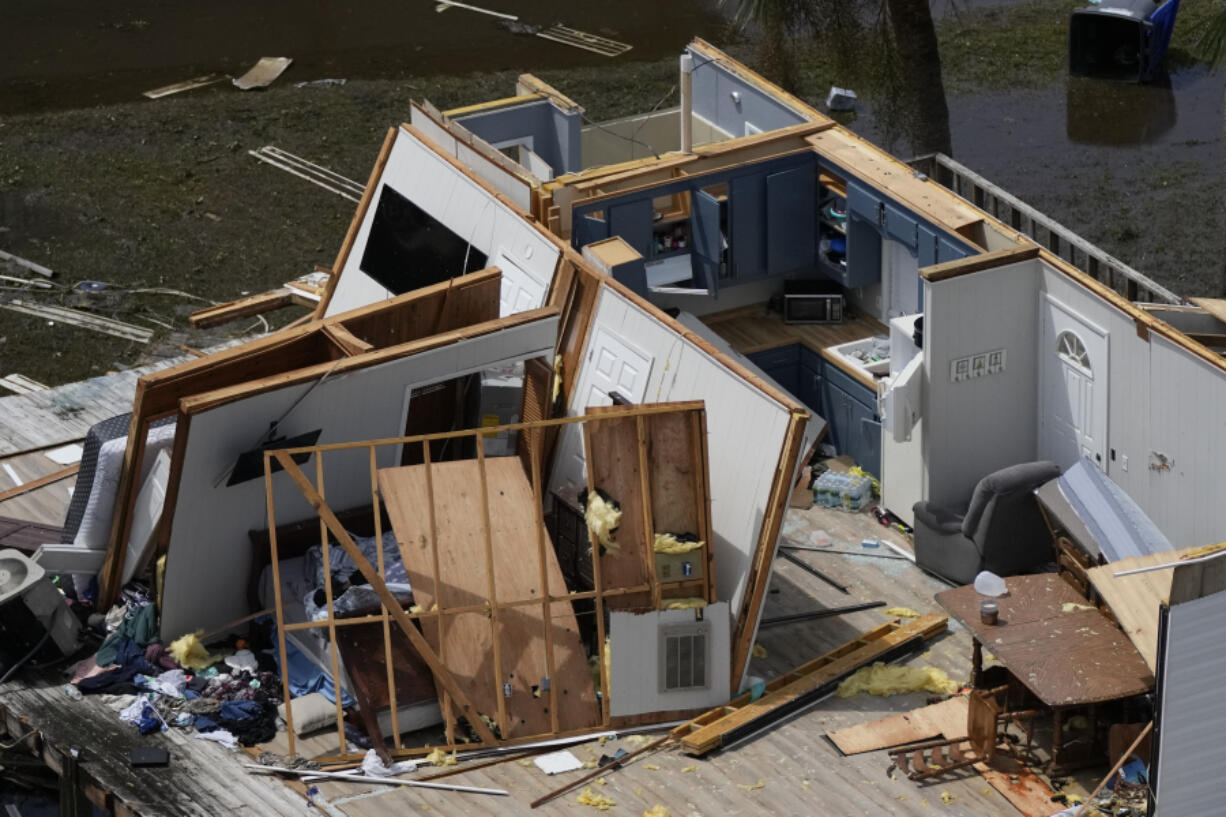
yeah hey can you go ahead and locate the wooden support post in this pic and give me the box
[265,454,297,756]
[634,415,661,609]
[580,422,611,726]
[475,441,510,739]
[528,432,561,736]
[421,442,455,745]
[315,454,349,757]
[273,452,498,744]
[370,445,401,748]
[691,410,716,602]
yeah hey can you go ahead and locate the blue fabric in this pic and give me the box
[194,713,220,733]
[266,621,355,708]
[219,700,262,723]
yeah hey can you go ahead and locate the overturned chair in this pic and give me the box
[887,685,1039,780]
[912,460,1061,585]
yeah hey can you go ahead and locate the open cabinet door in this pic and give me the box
[573,213,609,250]
[883,353,923,443]
[691,189,722,296]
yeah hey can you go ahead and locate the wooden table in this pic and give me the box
[936,574,1153,772]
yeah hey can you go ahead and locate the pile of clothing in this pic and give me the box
[70,593,282,748]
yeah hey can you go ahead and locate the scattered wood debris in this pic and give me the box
[232,57,293,90]
[0,300,152,343]
[143,73,227,100]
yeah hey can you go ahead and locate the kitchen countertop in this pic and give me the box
[701,303,888,391]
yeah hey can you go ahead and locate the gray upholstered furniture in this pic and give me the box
[912,460,1062,585]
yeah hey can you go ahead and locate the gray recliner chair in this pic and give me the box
[912,460,1062,585]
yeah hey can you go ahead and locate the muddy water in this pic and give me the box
[1,0,726,114]
[846,63,1226,297]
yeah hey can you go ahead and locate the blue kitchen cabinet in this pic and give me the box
[765,165,817,276]
[798,347,824,418]
[730,172,767,280]
[821,362,882,477]
[746,344,800,396]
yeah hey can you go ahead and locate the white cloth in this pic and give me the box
[360,748,417,777]
[224,649,258,674]
[118,697,148,725]
[195,729,239,750]
[141,669,187,698]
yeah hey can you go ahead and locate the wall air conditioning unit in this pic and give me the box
[0,549,82,670]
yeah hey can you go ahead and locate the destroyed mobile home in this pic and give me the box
[1,39,1224,817]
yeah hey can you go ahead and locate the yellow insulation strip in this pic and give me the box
[585,493,622,553]
[663,597,707,610]
[835,662,958,698]
[653,533,704,554]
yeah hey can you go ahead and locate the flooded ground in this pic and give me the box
[848,63,1226,298]
[1,0,727,114]
[1,0,1223,386]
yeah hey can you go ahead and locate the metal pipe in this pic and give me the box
[679,54,693,154]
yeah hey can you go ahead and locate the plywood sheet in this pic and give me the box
[378,457,599,739]
[1088,551,1176,672]
[584,414,653,608]
[827,696,969,755]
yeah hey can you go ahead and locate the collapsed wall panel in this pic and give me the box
[157,311,558,640]
[377,456,599,739]
[322,125,560,319]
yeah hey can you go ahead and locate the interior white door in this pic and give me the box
[493,249,548,317]
[1039,295,1108,471]
[549,326,654,497]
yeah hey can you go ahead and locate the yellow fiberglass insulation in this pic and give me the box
[835,662,958,698]
[884,606,921,618]
[653,533,705,554]
[424,747,457,766]
[168,631,221,671]
[552,354,563,404]
[663,597,708,610]
[584,491,622,553]
[643,806,671,817]
[577,787,616,810]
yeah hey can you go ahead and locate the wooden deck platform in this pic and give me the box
[0,345,239,458]
[0,500,1037,817]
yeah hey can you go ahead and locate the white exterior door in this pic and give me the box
[1039,295,1108,471]
[493,249,549,317]
[549,326,653,496]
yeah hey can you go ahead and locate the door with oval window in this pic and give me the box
[1039,295,1109,471]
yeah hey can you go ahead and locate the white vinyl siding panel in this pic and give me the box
[1155,588,1226,816]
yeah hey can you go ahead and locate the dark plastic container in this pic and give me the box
[1069,0,1181,82]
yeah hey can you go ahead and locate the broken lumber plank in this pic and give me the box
[827,695,969,755]
[0,464,80,503]
[536,25,632,57]
[0,301,152,343]
[0,375,49,395]
[189,288,294,328]
[143,73,227,99]
[0,250,53,278]
[675,614,948,756]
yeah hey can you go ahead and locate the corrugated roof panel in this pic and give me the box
[1154,587,1226,816]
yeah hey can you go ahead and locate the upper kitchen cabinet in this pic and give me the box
[765,164,816,276]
